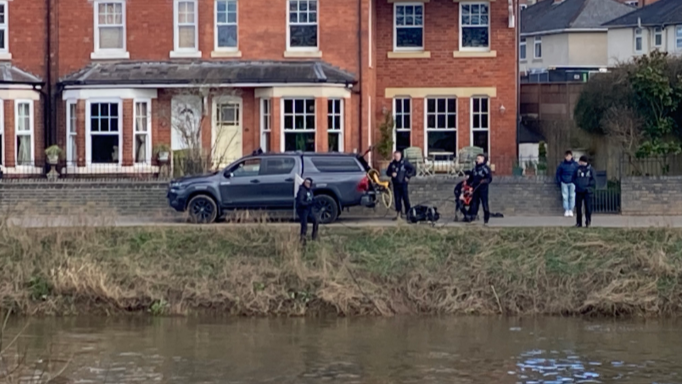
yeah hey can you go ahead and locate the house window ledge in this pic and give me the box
[388,51,431,59]
[62,164,160,175]
[169,50,203,59]
[452,50,497,58]
[211,50,243,58]
[283,50,323,58]
[0,52,12,61]
[90,51,130,60]
[1,166,43,175]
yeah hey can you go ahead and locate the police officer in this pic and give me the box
[468,154,493,225]
[296,177,319,242]
[572,156,596,228]
[386,151,416,220]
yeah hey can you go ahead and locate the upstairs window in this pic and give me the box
[0,1,8,53]
[174,0,199,53]
[215,0,238,50]
[394,3,423,50]
[635,28,643,53]
[460,2,490,50]
[520,38,526,60]
[94,1,126,54]
[288,0,318,49]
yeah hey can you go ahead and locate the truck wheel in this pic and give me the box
[187,195,218,224]
[314,195,339,224]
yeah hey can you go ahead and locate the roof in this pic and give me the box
[0,64,43,84]
[521,0,634,35]
[60,60,356,86]
[603,0,682,28]
[518,122,546,144]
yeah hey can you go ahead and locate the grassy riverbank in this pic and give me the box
[1,224,681,317]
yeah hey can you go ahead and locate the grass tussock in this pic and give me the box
[1,223,682,317]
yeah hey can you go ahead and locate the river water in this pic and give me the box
[2,317,681,384]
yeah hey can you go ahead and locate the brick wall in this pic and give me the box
[621,177,682,216]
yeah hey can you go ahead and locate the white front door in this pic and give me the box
[213,99,242,168]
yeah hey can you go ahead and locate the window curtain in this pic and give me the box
[17,136,31,165]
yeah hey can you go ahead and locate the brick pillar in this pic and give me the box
[271,97,281,152]
[34,100,45,166]
[316,97,328,152]
[77,100,86,167]
[201,96,212,161]
[458,97,471,152]
[4,100,14,167]
[122,100,134,166]
[412,98,424,154]
[344,97,353,153]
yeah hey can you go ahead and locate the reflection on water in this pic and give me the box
[2,317,681,384]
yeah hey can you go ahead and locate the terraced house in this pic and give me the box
[0,0,518,176]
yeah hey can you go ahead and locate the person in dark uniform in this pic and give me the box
[386,151,416,220]
[467,154,493,225]
[296,177,319,242]
[572,156,596,228]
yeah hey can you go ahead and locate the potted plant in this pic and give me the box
[154,144,171,162]
[45,145,62,165]
[524,160,537,176]
[375,109,394,171]
[512,161,524,176]
[537,141,548,176]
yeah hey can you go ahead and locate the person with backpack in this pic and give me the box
[555,150,578,217]
[467,154,493,225]
[296,177,319,243]
[572,156,596,228]
[386,151,416,220]
[454,170,474,221]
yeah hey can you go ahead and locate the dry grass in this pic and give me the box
[0,222,681,317]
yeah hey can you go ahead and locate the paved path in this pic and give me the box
[6,215,682,228]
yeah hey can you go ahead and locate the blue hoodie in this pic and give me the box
[556,159,578,185]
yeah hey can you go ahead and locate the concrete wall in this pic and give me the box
[568,32,608,67]
[1,177,680,219]
[607,26,682,67]
[521,33,569,72]
[621,177,682,215]
[521,32,609,73]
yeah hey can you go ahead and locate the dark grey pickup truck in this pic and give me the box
[167,152,376,224]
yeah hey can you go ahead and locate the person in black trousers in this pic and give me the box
[386,151,415,220]
[572,156,596,228]
[467,154,493,225]
[296,177,319,242]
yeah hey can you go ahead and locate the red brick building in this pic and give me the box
[2,0,518,176]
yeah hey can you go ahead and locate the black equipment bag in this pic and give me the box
[407,205,440,224]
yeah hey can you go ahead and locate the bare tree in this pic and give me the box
[601,106,649,175]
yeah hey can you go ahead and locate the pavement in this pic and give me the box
[6,214,682,229]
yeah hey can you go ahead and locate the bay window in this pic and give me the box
[260,99,271,152]
[66,101,78,164]
[328,99,343,152]
[88,102,121,164]
[134,100,151,164]
[15,100,33,166]
[283,99,315,152]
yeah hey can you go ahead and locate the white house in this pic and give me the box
[604,0,682,65]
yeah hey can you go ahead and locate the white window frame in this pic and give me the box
[280,98,316,152]
[459,2,491,52]
[653,26,663,48]
[14,100,34,167]
[470,96,490,155]
[66,100,78,164]
[92,0,129,59]
[172,0,201,58]
[327,98,344,152]
[214,0,238,52]
[635,27,644,54]
[423,97,457,157]
[520,37,526,60]
[676,26,682,51]
[393,97,411,152]
[260,98,271,152]
[286,0,319,52]
[393,2,424,51]
[85,99,123,166]
[534,36,542,59]
[0,0,8,56]
[133,99,152,165]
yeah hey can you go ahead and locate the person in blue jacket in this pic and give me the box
[555,150,578,217]
[572,156,596,228]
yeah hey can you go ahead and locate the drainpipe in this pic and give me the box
[357,0,364,156]
[45,0,52,147]
[515,0,520,160]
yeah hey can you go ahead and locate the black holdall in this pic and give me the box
[407,205,440,224]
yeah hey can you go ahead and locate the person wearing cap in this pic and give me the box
[296,177,319,242]
[572,156,596,228]
[468,154,493,225]
[386,150,416,220]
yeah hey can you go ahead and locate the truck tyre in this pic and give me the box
[314,194,339,224]
[187,195,218,224]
